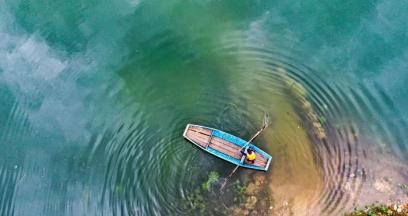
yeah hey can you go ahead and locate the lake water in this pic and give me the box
[1,0,407,215]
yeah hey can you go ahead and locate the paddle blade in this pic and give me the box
[263,112,270,127]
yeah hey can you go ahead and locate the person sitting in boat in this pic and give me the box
[241,148,256,164]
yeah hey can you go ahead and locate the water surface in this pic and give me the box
[1,0,408,215]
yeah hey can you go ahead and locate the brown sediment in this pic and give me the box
[277,68,408,214]
[225,67,326,215]
[228,94,325,215]
[228,174,274,216]
[238,68,323,215]
[343,139,408,208]
[264,94,324,215]
[224,65,408,215]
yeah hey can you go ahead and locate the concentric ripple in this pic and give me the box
[213,29,408,214]
[1,1,408,215]
[81,26,408,215]
[68,19,408,214]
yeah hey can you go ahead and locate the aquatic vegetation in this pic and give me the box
[115,184,125,196]
[234,180,246,197]
[185,188,206,213]
[283,72,307,98]
[201,171,220,191]
[345,203,408,216]
[228,175,274,215]
[232,180,247,204]
[184,171,221,214]
[183,171,275,215]
[281,69,327,140]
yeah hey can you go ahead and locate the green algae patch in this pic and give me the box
[182,170,273,215]
[184,171,220,214]
[228,175,274,215]
[345,203,408,216]
[201,171,220,191]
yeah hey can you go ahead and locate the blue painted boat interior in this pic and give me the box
[207,128,272,171]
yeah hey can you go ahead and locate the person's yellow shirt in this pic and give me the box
[247,152,256,161]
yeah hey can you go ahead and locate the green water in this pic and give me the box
[1,0,408,215]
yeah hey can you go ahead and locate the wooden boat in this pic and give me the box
[183,124,272,171]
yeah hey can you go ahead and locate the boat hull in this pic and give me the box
[183,124,272,171]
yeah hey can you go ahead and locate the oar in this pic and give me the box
[220,113,270,190]
[239,114,269,152]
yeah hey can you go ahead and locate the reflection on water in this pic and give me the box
[0,0,408,215]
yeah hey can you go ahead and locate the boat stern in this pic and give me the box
[265,156,272,171]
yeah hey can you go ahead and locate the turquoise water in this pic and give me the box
[1,0,407,215]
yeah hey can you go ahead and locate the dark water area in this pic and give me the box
[1,0,408,215]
